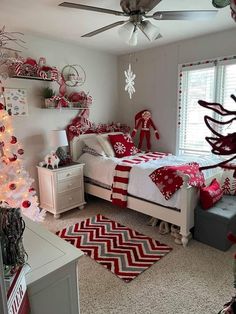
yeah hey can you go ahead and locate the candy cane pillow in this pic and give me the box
[108,133,138,158]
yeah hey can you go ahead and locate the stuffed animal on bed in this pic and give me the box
[131,110,160,151]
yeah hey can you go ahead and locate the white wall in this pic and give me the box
[2,34,119,191]
[118,28,236,154]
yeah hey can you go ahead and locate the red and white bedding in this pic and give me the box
[78,152,223,210]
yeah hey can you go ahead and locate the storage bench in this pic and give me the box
[194,195,236,251]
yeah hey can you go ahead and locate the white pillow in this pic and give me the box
[97,132,122,157]
[82,137,106,156]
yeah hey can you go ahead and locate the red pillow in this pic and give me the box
[108,133,138,158]
[200,178,223,210]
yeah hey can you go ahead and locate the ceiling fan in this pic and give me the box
[58,0,218,46]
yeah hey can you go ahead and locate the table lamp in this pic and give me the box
[50,130,69,163]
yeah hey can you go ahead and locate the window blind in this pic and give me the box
[178,56,236,156]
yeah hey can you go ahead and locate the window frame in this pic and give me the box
[176,55,236,156]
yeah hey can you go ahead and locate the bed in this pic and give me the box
[70,133,223,247]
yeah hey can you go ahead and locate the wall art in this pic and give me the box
[4,88,28,116]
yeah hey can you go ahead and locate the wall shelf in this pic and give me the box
[11,75,53,82]
[42,107,90,110]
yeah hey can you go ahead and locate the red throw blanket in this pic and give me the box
[149,162,205,200]
[111,152,170,207]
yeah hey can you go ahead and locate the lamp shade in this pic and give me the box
[49,130,68,148]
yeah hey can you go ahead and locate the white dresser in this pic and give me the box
[23,216,83,314]
[37,163,85,218]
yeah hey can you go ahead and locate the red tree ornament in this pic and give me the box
[17,148,24,155]
[0,125,5,132]
[22,200,31,208]
[0,103,4,110]
[9,154,17,162]
[9,183,16,190]
[10,136,17,144]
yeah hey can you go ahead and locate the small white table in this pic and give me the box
[23,217,83,314]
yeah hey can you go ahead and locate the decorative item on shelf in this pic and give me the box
[61,64,86,87]
[67,91,93,108]
[67,106,130,141]
[42,87,56,108]
[8,56,59,81]
[131,109,160,151]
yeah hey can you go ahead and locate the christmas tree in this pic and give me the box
[0,98,44,221]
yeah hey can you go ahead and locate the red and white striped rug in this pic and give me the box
[56,214,172,282]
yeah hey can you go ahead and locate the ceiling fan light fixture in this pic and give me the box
[128,28,138,46]
[118,21,135,44]
[141,20,161,41]
[212,0,230,8]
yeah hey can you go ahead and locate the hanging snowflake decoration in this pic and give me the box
[124,63,136,99]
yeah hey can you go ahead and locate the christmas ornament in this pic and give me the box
[0,102,4,110]
[9,154,17,162]
[124,63,136,99]
[29,187,35,193]
[9,183,16,190]
[22,200,31,208]
[17,148,24,155]
[0,105,45,221]
[10,136,17,144]
[0,125,5,132]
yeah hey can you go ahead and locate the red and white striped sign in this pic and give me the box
[7,267,30,314]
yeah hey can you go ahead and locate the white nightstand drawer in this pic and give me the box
[57,190,83,210]
[58,177,82,193]
[57,167,82,181]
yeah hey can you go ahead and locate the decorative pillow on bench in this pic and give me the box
[200,178,223,210]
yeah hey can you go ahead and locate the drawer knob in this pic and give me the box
[66,173,71,177]
[68,183,73,187]
[68,197,73,201]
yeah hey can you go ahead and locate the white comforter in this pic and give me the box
[78,153,223,209]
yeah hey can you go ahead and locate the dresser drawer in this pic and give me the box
[57,189,83,210]
[57,166,82,181]
[57,176,82,193]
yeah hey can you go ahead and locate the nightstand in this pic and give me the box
[37,163,85,218]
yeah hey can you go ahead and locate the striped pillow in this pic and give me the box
[82,145,103,157]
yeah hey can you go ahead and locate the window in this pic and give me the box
[177,57,236,156]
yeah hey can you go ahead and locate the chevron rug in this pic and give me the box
[56,214,172,282]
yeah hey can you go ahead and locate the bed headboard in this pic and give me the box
[70,133,97,162]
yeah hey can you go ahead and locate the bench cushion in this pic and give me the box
[194,195,236,251]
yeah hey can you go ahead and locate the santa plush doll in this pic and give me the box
[131,109,159,151]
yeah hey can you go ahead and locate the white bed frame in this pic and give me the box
[71,134,222,247]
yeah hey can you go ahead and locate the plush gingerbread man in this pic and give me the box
[131,110,159,151]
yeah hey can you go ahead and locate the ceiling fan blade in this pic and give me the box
[138,21,162,41]
[151,10,218,20]
[81,21,126,37]
[59,2,126,16]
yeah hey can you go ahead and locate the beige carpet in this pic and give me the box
[42,196,235,314]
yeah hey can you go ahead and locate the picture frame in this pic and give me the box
[4,88,28,116]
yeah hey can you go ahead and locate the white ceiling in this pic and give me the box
[0,0,235,55]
